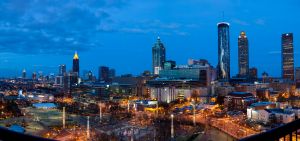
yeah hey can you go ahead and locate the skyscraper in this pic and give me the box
[152,37,166,75]
[22,69,26,79]
[99,66,109,82]
[249,67,258,81]
[238,31,249,77]
[296,67,300,88]
[108,69,116,79]
[282,33,294,81]
[72,51,79,75]
[59,64,66,76]
[32,72,37,80]
[217,22,230,81]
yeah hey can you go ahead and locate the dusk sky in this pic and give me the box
[0,0,299,77]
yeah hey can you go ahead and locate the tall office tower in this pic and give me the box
[217,22,230,81]
[295,67,300,79]
[59,64,66,76]
[152,36,166,75]
[22,69,26,79]
[72,51,79,75]
[87,71,93,81]
[238,31,249,77]
[249,67,258,81]
[99,66,109,82]
[296,67,300,88]
[108,69,116,79]
[32,72,37,80]
[281,33,294,81]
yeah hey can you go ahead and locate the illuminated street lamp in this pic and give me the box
[128,100,130,112]
[156,100,158,117]
[63,107,65,128]
[99,102,102,122]
[192,99,196,126]
[171,114,174,139]
[87,116,90,140]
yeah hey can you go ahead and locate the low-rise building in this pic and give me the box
[224,92,256,111]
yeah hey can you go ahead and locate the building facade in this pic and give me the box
[249,67,258,81]
[296,67,300,88]
[59,64,66,76]
[224,92,256,111]
[282,33,294,81]
[72,52,79,75]
[148,59,215,103]
[152,37,166,75]
[217,22,230,81]
[99,66,109,82]
[238,31,249,77]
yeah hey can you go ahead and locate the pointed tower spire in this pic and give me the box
[73,51,79,60]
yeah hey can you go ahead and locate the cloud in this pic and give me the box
[232,18,250,26]
[268,51,280,54]
[0,0,127,55]
[255,19,266,25]
[114,19,191,36]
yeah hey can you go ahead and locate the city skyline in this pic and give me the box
[0,0,299,77]
[1,1,300,141]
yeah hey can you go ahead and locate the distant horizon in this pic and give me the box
[0,0,299,78]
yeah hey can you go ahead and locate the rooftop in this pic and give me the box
[265,108,294,115]
[250,102,274,107]
[228,92,253,97]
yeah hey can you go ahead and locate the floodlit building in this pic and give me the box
[152,37,166,75]
[217,22,230,81]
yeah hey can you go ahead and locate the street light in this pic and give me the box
[128,100,130,112]
[171,114,174,139]
[99,102,102,123]
[192,99,196,126]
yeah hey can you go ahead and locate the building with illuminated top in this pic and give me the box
[217,22,230,81]
[73,51,80,75]
[281,33,294,81]
[238,31,249,78]
[152,37,166,75]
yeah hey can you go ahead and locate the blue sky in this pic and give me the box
[0,0,299,77]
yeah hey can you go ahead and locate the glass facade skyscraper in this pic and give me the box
[238,31,249,77]
[152,37,166,75]
[281,33,294,81]
[217,22,230,81]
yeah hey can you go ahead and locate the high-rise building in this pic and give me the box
[296,67,300,88]
[22,69,26,79]
[282,33,294,81]
[32,72,37,80]
[108,69,116,79]
[99,66,109,82]
[59,64,66,76]
[217,22,230,81]
[249,67,258,81]
[296,67,300,79]
[87,71,93,81]
[238,31,249,77]
[152,37,166,75]
[72,51,79,75]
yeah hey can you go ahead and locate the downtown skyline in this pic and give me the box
[0,0,300,77]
